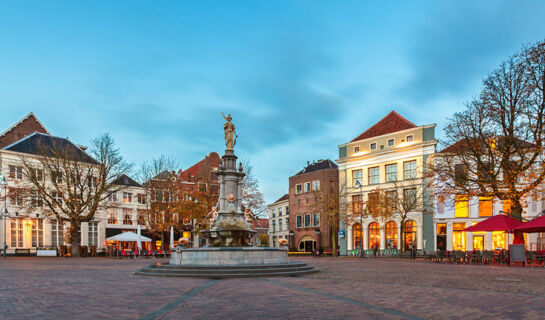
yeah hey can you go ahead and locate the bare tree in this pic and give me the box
[434,39,545,218]
[240,159,266,217]
[18,133,131,257]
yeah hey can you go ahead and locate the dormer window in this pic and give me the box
[406,135,414,142]
[354,146,360,153]
[370,143,377,150]
[388,139,395,147]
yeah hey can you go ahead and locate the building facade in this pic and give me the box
[267,194,289,247]
[288,159,339,252]
[337,111,437,255]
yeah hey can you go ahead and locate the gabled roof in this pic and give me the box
[180,152,220,180]
[252,218,269,229]
[0,112,50,148]
[296,159,338,175]
[441,136,536,154]
[112,174,142,188]
[3,132,96,164]
[273,194,289,204]
[351,111,417,142]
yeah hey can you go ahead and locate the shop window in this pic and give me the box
[453,223,466,251]
[436,223,447,251]
[473,234,484,251]
[353,223,362,249]
[479,197,493,217]
[455,195,469,217]
[403,220,416,250]
[368,222,380,249]
[492,231,506,249]
[385,221,398,248]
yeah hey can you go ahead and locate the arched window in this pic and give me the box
[368,222,380,249]
[403,220,417,250]
[385,221,398,248]
[298,235,316,252]
[353,223,362,249]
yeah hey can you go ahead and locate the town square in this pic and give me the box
[1,1,545,319]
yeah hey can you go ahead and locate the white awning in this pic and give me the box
[106,231,151,242]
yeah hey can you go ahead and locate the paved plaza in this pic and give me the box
[0,257,544,319]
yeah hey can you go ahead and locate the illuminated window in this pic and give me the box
[479,197,493,217]
[352,195,362,215]
[385,221,398,248]
[403,220,416,250]
[368,222,380,249]
[473,235,484,251]
[492,231,506,249]
[107,209,118,224]
[31,219,44,247]
[455,195,469,217]
[503,200,512,214]
[353,223,362,249]
[123,192,132,203]
[452,223,466,250]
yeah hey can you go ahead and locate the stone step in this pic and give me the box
[134,267,319,278]
[148,262,308,270]
[140,265,314,275]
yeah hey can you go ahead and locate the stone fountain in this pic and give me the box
[136,114,318,277]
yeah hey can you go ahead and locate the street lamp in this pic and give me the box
[0,175,8,260]
[289,230,294,250]
[354,180,364,258]
[314,228,321,254]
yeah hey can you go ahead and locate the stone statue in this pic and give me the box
[222,112,237,150]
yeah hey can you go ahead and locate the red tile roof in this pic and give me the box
[180,152,220,180]
[351,111,416,142]
[252,218,269,229]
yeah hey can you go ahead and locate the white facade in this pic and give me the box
[267,196,289,247]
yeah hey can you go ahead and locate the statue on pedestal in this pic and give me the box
[222,112,237,150]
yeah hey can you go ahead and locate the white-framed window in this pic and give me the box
[10,219,23,248]
[107,192,118,202]
[87,176,97,189]
[278,219,282,231]
[137,193,146,204]
[304,182,311,193]
[51,220,64,247]
[403,160,417,179]
[30,190,43,207]
[51,191,63,206]
[313,213,320,227]
[295,184,302,194]
[370,143,377,150]
[9,165,23,180]
[386,164,397,182]
[312,180,320,191]
[278,207,283,216]
[368,167,380,185]
[272,209,276,218]
[352,169,363,186]
[406,135,414,142]
[51,171,62,184]
[9,188,23,206]
[107,209,118,224]
[123,192,132,203]
[387,139,395,147]
[296,216,302,228]
[88,221,98,247]
[285,217,289,229]
[31,219,44,247]
[304,214,311,227]
[354,146,360,153]
[30,168,43,181]
[123,209,133,225]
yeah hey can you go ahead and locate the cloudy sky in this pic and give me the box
[1,1,544,203]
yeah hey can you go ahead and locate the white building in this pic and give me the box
[267,194,289,247]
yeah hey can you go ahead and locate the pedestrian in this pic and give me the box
[373,245,378,258]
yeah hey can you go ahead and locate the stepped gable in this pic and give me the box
[296,159,338,175]
[351,111,416,142]
[4,132,96,164]
[0,112,50,148]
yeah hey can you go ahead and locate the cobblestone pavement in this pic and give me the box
[0,256,544,319]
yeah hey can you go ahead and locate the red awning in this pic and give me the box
[513,215,545,233]
[463,215,523,232]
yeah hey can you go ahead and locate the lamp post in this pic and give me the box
[354,180,364,258]
[1,175,8,259]
[289,230,294,251]
[314,228,321,255]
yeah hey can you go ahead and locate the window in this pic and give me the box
[385,190,397,207]
[304,214,311,227]
[479,197,493,217]
[123,212,133,225]
[87,176,97,189]
[51,171,62,184]
[88,222,98,247]
[286,206,289,214]
[137,209,146,225]
[51,191,62,206]
[285,217,289,229]
[403,220,416,250]
[352,195,362,215]
[272,220,276,233]
[123,192,132,203]
[9,188,23,206]
[352,170,363,186]
[453,223,466,250]
[10,219,23,248]
[370,143,377,150]
[304,182,311,193]
[278,207,283,216]
[385,221,398,248]
[30,190,43,207]
[107,192,118,202]
[353,223,362,249]
[296,184,302,194]
[30,169,43,181]
[296,216,302,228]
[354,146,360,153]
[278,219,282,231]
[455,195,469,217]
[137,193,146,204]
[503,200,512,214]
[368,222,380,249]
[403,160,417,179]
[51,220,64,247]
[406,135,414,142]
[455,164,468,186]
[403,188,417,208]
[368,167,379,185]
[386,164,397,182]
[313,213,320,227]
[387,139,394,147]
[312,180,320,191]
[9,166,23,180]
[31,219,44,247]
[492,231,506,249]
[272,209,276,218]
[107,209,118,224]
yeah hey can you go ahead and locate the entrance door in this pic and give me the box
[23,221,32,248]
[473,235,484,251]
[436,235,446,251]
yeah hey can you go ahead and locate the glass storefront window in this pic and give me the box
[479,197,493,217]
[385,221,397,248]
[455,195,469,217]
[453,223,466,250]
[353,223,362,249]
[403,220,416,250]
[492,231,506,249]
[368,222,380,249]
[473,234,484,251]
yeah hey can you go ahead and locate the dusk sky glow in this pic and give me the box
[1,1,545,203]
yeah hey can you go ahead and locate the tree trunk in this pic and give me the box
[331,225,337,257]
[70,224,81,257]
[511,206,523,220]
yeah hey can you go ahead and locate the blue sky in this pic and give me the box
[1,1,544,203]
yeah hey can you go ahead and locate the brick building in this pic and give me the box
[288,159,339,252]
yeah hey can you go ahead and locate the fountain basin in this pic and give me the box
[170,247,288,266]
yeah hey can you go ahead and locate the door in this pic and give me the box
[23,221,32,248]
[436,235,446,251]
[473,236,484,251]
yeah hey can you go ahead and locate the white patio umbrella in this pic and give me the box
[170,225,174,249]
[137,225,142,251]
[106,231,151,242]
